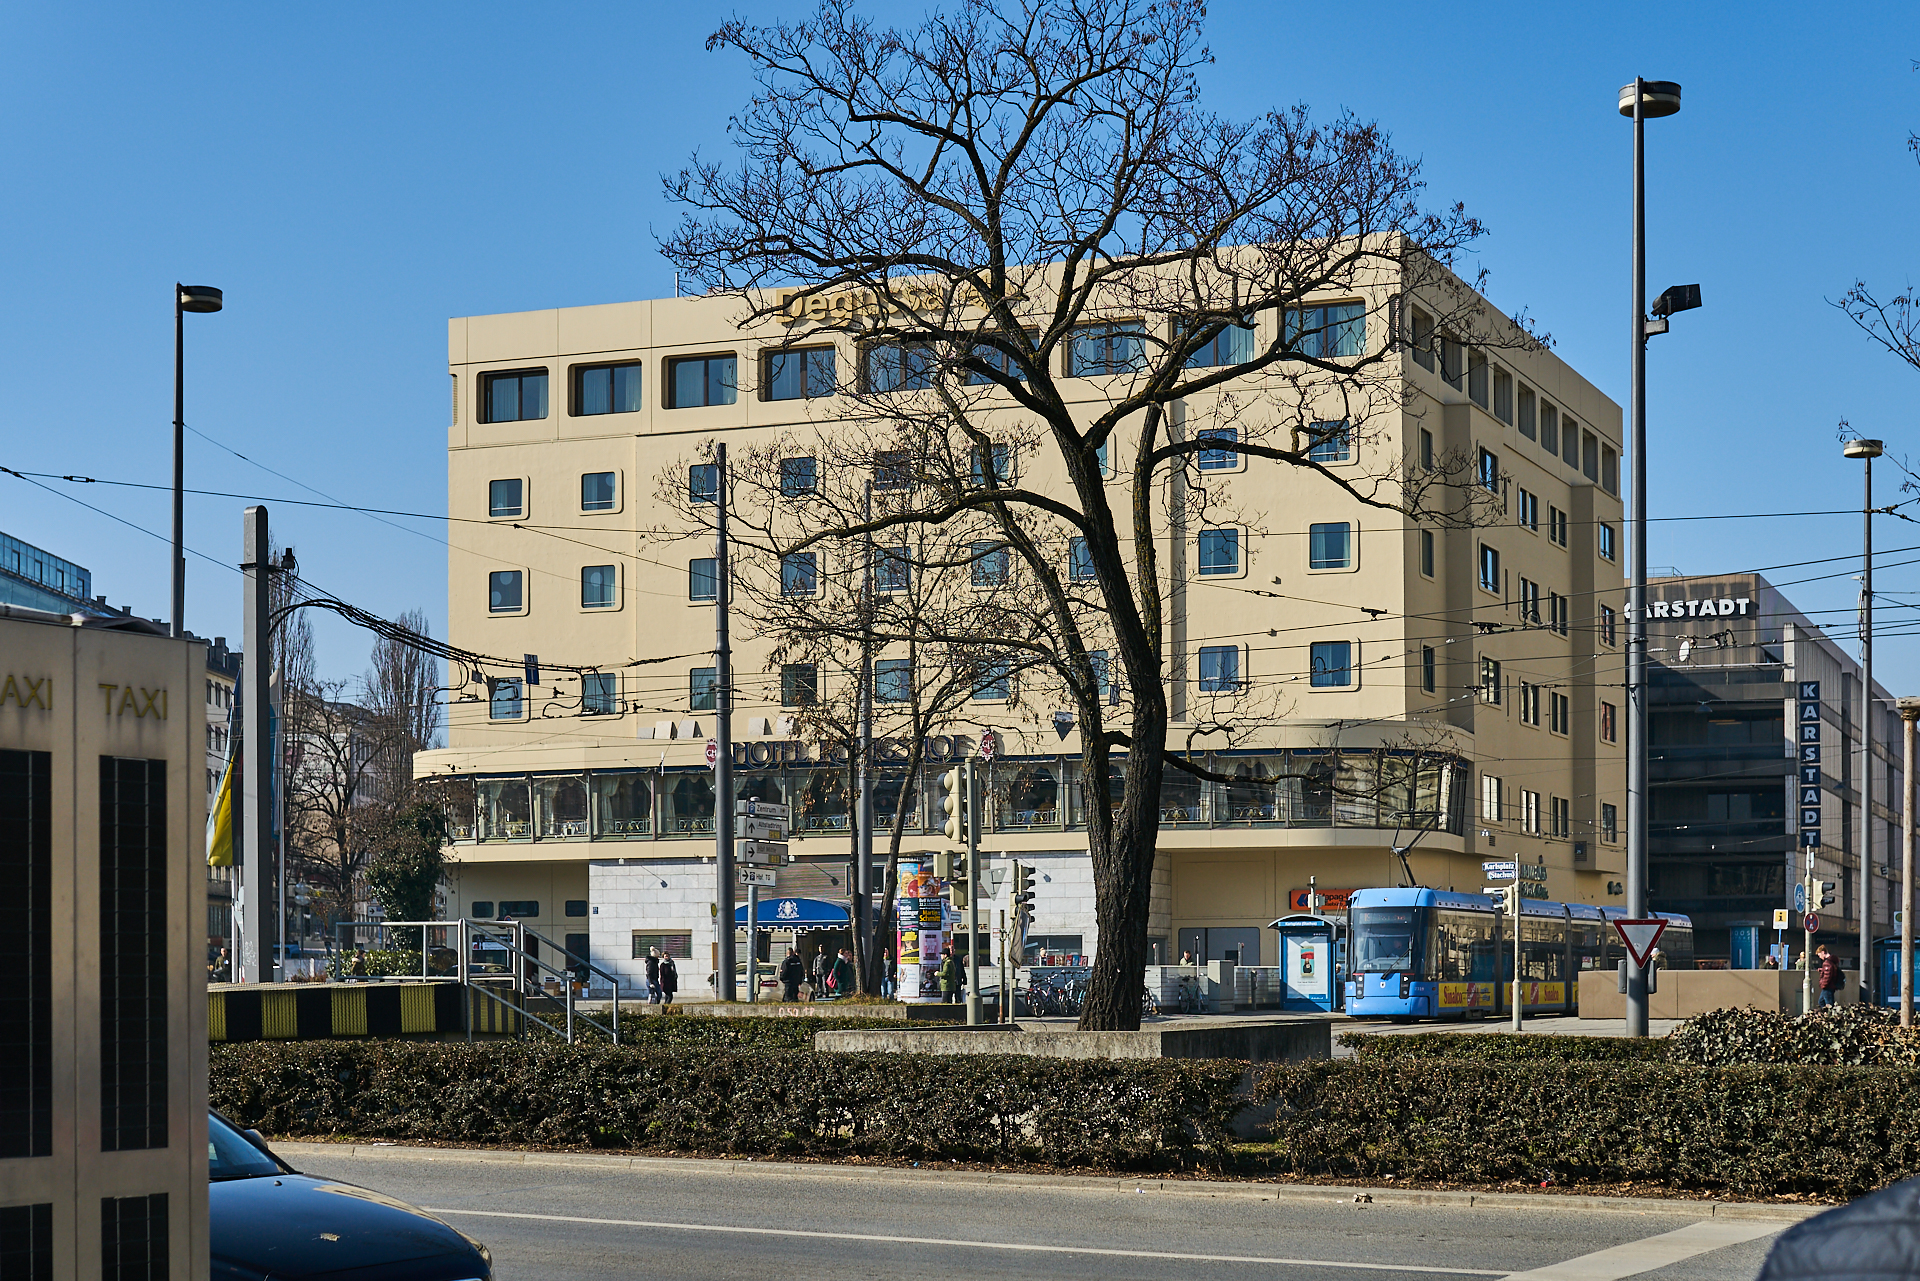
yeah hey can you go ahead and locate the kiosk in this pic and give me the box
[1268,913,1345,1012]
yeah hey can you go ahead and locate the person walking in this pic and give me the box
[1816,944,1844,1008]
[658,952,679,1009]
[645,947,663,1006]
[809,948,827,1001]
[939,947,963,1004]
[828,946,856,999]
[779,949,804,1002]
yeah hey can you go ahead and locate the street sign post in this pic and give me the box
[1794,884,1806,912]
[737,816,786,841]
[736,799,789,820]
[1612,918,1668,968]
[1483,860,1518,880]
[1805,912,1820,934]
[736,840,790,866]
[1774,908,1790,930]
[738,867,777,887]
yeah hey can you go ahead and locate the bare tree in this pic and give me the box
[362,608,444,808]
[282,681,390,939]
[659,0,1513,1027]
[1835,63,1920,374]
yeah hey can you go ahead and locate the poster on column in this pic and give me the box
[896,858,943,1003]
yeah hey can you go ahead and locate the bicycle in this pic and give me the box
[1175,973,1206,1015]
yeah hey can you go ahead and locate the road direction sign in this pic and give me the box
[736,839,790,865]
[737,816,786,841]
[738,867,777,887]
[1612,918,1668,968]
[736,800,790,820]
[1805,912,1820,934]
[705,738,719,769]
[1482,860,1518,880]
[1794,884,1807,912]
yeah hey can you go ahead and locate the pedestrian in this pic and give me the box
[645,947,663,1005]
[828,946,856,999]
[350,946,369,980]
[939,947,963,1004]
[1816,944,1844,1008]
[809,948,827,1001]
[882,949,896,999]
[658,952,679,1008]
[779,949,804,1002]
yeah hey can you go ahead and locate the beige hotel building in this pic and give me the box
[415,265,1629,993]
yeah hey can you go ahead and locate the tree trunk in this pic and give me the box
[1078,717,1167,1031]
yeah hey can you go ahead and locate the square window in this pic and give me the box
[1420,645,1436,693]
[488,569,523,613]
[690,667,717,711]
[1478,545,1500,594]
[482,369,548,423]
[575,362,642,416]
[490,678,523,720]
[689,558,717,603]
[780,664,818,707]
[690,463,719,504]
[875,545,910,593]
[874,658,911,703]
[1068,537,1096,582]
[1197,427,1239,470]
[1599,522,1617,561]
[1420,529,1435,577]
[970,542,1010,587]
[864,342,936,392]
[1068,322,1146,375]
[781,456,817,497]
[1308,522,1351,570]
[1310,640,1352,688]
[1307,420,1350,462]
[488,478,524,518]
[1197,645,1241,692]
[969,443,1014,487]
[781,552,818,597]
[1197,528,1240,576]
[765,347,837,400]
[970,657,1012,701]
[580,564,616,609]
[581,471,617,511]
[1285,302,1365,358]
[668,355,738,408]
[583,672,617,714]
[873,450,913,491]
[1185,322,1256,368]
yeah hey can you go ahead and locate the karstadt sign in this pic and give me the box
[1649,596,1752,620]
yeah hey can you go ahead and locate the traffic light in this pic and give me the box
[948,852,970,909]
[1011,860,1037,922]
[940,766,968,844]
[1819,880,1837,908]
[1499,883,1521,916]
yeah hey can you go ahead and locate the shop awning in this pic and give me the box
[735,897,850,930]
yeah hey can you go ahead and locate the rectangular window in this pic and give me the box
[1410,307,1435,371]
[1308,522,1351,570]
[498,900,540,919]
[1478,545,1500,593]
[1197,427,1239,470]
[1548,506,1568,548]
[689,558,717,603]
[1310,640,1352,688]
[1479,656,1502,704]
[102,1194,169,1280]
[1418,428,1433,470]
[1600,604,1617,647]
[864,342,936,392]
[575,362,642,416]
[633,931,693,960]
[1420,529,1435,578]
[1517,384,1536,439]
[582,672,617,715]
[1600,701,1617,744]
[482,368,549,423]
[1439,333,1464,387]
[1602,802,1619,842]
[780,664,818,707]
[1467,348,1489,407]
[1519,577,1539,625]
[580,564,616,609]
[1185,322,1256,368]
[1520,681,1541,725]
[488,478,524,518]
[1517,489,1538,532]
[1420,645,1436,693]
[581,471,617,511]
[1549,592,1569,636]
[1602,444,1619,495]
[971,657,1013,701]
[490,678,522,720]
[3,751,50,1160]
[1582,430,1600,481]
[964,340,1029,385]
[874,658,911,703]
[1551,796,1570,838]
[1481,773,1503,823]
[488,569,523,613]
[1563,417,1581,467]
[1068,322,1146,375]
[668,354,738,408]
[1307,419,1351,462]
[1598,522,1617,562]
[1521,789,1541,834]
[1492,367,1513,423]
[1285,302,1365,358]
[873,450,913,491]
[875,545,910,593]
[781,456,817,497]
[1068,537,1096,582]
[765,347,837,400]
[1550,691,1570,735]
[969,443,1014,487]
[689,463,718,504]
[1477,447,1499,493]
[781,552,818,597]
[970,542,1010,587]
[1539,401,1559,456]
[689,668,717,712]
[1197,645,1241,692]
[1198,528,1240,576]
[1089,650,1115,702]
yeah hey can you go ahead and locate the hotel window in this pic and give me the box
[969,443,1015,487]
[689,463,718,504]
[1068,321,1146,375]
[668,354,737,408]
[1517,488,1539,532]
[780,664,818,707]
[1492,367,1513,423]
[864,342,936,392]
[873,450,913,491]
[481,368,548,423]
[964,340,1028,385]
[1285,302,1365,358]
[1197,645,1241,693]
[1197,427,1240,470]
[1549,592,1569,636]
[582,672,617,715]
[688,558,717,603]
[1409,306,1435,371]
[1521,789,1541,834]
[1308,522,1352,570]
[488,478,524,518]
[1478,544,1500,594]
[781,552,818,597]
[581,471,617,511]
[781,456,818,497]
[1550,796,1570,838]
[1600,700,1617,743]
[1420,529,1435,578]
[764,347,837,400]
[1306,419,1350,462]
[1517,384,1536,439]
[967,542,1009,588]
[1599,522,1617,562]
[1550,691,1570,735]
[1582,430,1600,481]
[1600,604,1617,647]
[1310,640,1352,688]
[1467,348,1489,407]
[1198,528,1240,576]
[490,678,523,720]
[689,668,717,711]
[1548,506,1569,548]
[1418,428,1433,470]
[1477,447,1499,493]
[1068,537,1096,582]
[1479,656,1502,704]
[1420,645,1436,693]
[1090,650,1115,702]
[1185,322,1256,368]
[1539,401,1560,456]
[1602,444,1619,495]
[1518,579,1540,624]
[971,657,1013,701]
[1601,802,1619,842]
[574,362,641,416]
[488,570,523,613]
[874,658,911,703]
[875,545,910,593]
[1562,417,1581,467]
[580,564,617,609]
[1520,681,1541,725]
[1481,773,1504,823]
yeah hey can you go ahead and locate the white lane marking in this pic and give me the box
[424,1206,1509,1275]
[1501,1220,1785,1280]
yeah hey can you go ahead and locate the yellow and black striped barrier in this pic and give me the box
[208,981,495,1041]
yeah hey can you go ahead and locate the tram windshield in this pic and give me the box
[1351,907,1425,973]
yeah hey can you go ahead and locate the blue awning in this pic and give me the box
[735,897,850,929]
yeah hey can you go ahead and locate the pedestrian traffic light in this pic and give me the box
[948,852,970,909]
[1819,880,1837,908]
[933,850,955,879]
[940,766,968,844]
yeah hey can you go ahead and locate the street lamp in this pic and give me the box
[1846,437,1884,1005]
[173,283,224,639]
[1619,78,1697,1038]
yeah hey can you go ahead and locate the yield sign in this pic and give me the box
[1613,918,1668,968]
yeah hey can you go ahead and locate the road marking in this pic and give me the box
[423,1206,1509,1275]
[1500,1220,1785,1280]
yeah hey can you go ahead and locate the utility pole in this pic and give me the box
[965,756,982,1026]
[239,506,271,984]
[1847,437,1883,1003]
[855,482,875,990]
[714,445,736,1000]
[1508,883,1523,1033]
[1899,697,1919,1027]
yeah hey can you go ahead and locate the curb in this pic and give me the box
[272,1142,1824,1222]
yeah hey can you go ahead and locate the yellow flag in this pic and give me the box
[207,749,234,867]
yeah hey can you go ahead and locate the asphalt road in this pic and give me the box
[277,1144,1808,1281]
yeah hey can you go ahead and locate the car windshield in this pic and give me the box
[209,1112,283,1181]
[1351,907,1425,973]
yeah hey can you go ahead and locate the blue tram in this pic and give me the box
[1344,886,1693,1019]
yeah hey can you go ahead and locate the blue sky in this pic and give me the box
[3,2,1917,689]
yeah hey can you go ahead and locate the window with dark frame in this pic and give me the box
[781,552,818,597]
[1479,656,1502,704]
[874,658,911,702]
[1467,348,1489,407]
[689,464,718,504]
[1308,522,1351,570]
[964,341,1029,385]
[1492,367,1513,423]
[1310,640,1352,688]
[875,545,910,593]
[970,657,1013,701]
[780,664,818,707]
[667,354,737,408]
[1600,700,1617,743]
[1068,322,1147,375]
[1602,802,1619,842]
[1409,307,1435,370]
[1517,489,1539,532]
[488,569,523,613]
[583,672,617,715]
[690,667,717,711]
[1420,529,1435,577]
[1420,645,1436,693]
[1477,447,1499,493]
[482,368,549,423]
[1197,645,1241,692]
[1549,506,1569,548]
[864,342,936,392]
[764,347,837,400]
[1418,428,1434,470]
[1285,302,1365,358]
[969,443,1014,487]
[1550,691,1570,735]
[1601,604,1617,647]
[873,450,913,491]
[1539,401,1560,456]
[490,678,523,720]
[1196,427,1240,470]
[689,558,717,603]
[581,472,616,511]
[1563,417,1581,467]
[580,564,616,609]
[780,456,817,497]
[970,542,1010,587]
[1517,384,1536,439]
[488,478,524,518]
[1185,322,1256,368]
[1478,544,1500,593]
[1197,528,1240,576]
[575,362,641,416]
[1306,419,1350,462]
[1068,537,1096,582]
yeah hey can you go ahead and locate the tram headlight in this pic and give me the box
[1400,975,1411,999]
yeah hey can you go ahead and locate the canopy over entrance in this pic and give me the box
[735,897,850,931]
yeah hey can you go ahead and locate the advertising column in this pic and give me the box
[896,856,944,1003]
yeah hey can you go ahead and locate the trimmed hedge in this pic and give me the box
[209,1040,1247,1171]
[587,1014,888,1050]
[1256,1059,1920,1196]
[1666,1005,1920,1067]
[1340,1032,1668,1062]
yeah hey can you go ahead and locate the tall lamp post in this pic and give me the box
[1619,78,1697,1038]
[1897,696,1918,1027]
[1846,436,1883,1004]
[174,284,224,638]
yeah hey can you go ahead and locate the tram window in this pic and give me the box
[1351,908,1423,973]
[1520,915,1566,982]
[1432,910,1493,981]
